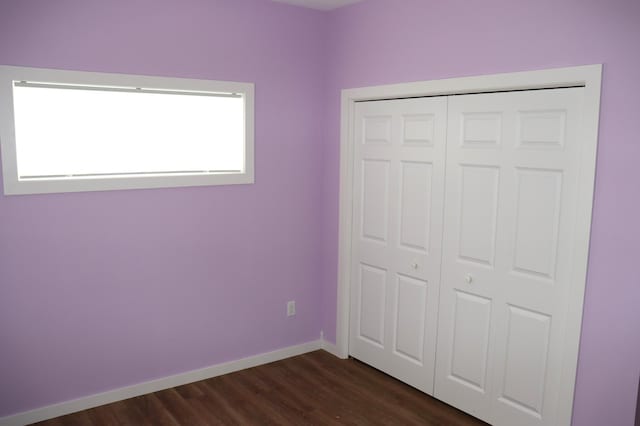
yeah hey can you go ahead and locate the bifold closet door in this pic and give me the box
[434,88,584,426]
[349,97,447,395]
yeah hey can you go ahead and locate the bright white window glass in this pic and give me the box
[13,84,245,179]
[0,66,254,195]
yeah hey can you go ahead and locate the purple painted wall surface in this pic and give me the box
[0,0,327,417]
[321,1,640,425]
[1,0,640,424]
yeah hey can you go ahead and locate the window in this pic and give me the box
[0,66,254,195]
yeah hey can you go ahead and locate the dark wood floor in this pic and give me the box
[34,350,487,425]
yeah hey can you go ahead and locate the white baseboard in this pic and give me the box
[0,340,323,426]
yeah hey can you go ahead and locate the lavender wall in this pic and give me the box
[0,0,327,417]
[2,0,639,424]
[321,0,640,425]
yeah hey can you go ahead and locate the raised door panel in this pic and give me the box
[517,110,566,149]
[450,291,492,392]
[512,168,563,281]
[357,264,387,347]
[399,161,432,254]
[462,112,502,147]
[458,165,500,267]
[498,305,552,418]
[361,160,390,243]
[402,114,434,145]
[363,116,392,144]
[393,274,428,363]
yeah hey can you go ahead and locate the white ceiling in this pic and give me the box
[271,0,364,11]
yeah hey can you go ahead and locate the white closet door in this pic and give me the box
[349,97,447,394]
[435,88,584,425]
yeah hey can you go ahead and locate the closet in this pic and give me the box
[348,87,586,426]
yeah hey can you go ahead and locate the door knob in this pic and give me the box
[411,263,419,269]
[464,273,473,284]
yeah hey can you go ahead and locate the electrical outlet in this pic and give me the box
[287,300,296,317]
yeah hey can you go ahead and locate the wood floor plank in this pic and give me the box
[85,403,121,426]
[198,378,255,425]
[154,388,211,426]
[306,352,464,425]
[286,354,427,425]
[121,394,178,426]
[250,364,335,423]
[184,396,231,426]
[32,350,487,426]
[215,372,291,425]
[174,382,206,400]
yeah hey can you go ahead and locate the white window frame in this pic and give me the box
[0,66,254,195]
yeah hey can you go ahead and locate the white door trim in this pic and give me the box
[336,65,602,424]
